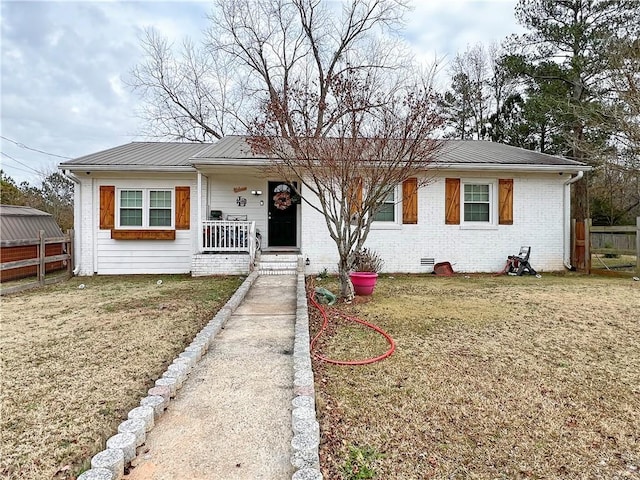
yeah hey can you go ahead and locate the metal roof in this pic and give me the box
[60,142,212,169]
[441,140,584,166]
[59,136,588,171]
[1,205,64,242]
[192,136,587,169]
[191,136,268,160]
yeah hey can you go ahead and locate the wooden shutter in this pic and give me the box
[348,178,363,217]
[99,186,115,229]
[498,179,514,225]
[175,186,190,230]
[402,177,418,224]
[445,178,460,225]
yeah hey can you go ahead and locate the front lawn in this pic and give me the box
[311,274,640,479]
[0,274,243,480]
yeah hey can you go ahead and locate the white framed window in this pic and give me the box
[370,185,402,230]
[461,181,496,227]
[117,188,174,228]
[149,190,172,226]
[120,190,143,226]
[372,188,396,222]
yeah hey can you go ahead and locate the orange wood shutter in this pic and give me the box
[99,186,115,229]
[402,177,418,224]
[175,186,190,230]
[498,179,514,225]
[445,178,460,225]
[348,178,363,217]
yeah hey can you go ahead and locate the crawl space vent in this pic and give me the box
[420,258,435,267]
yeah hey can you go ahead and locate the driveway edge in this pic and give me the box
[291,273,323,480]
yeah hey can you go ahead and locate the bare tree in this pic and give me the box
[594,37,640,224]
[129,0,443,298]
[224,0,442,297]
[250,90,443,297]
[454,44,489,139]
[442,42,517,141]
[128,29,248,141]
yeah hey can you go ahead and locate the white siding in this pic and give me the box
[73,168,570,276]
[301,172,567,274]
[76,173,197,275]
[96,230,193,274]
[206,173,270,245]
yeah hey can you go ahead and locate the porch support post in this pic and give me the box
[197,171,203,253]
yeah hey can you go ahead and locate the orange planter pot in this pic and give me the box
[349,272,379,296]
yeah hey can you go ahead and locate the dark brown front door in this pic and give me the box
[268,181,297,247]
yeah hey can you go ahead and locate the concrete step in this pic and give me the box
[259,261,299,269]
[256,253,301,274]
[259,254,300,263]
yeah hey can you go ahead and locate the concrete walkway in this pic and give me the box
[123,274,297,480]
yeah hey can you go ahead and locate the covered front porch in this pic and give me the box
[191,168,302,276]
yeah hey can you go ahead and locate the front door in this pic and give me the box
[268,181,298,247]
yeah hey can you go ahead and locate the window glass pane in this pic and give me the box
[149,190,172,226]
[149,209,171,226]
[464,184,489,202]
[463,184,490,222]
[373,203,395,222]
[120,190,142,208]
[120,190,142,226]
[373,188,395,222]
[120,209,143,226]
[464,203,490,222]
[150,190,171,208]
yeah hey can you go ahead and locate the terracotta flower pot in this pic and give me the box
[349,272,378,296]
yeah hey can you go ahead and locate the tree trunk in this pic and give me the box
[338,258,354,300]
[571,123,589,222]
[572,179,589,222]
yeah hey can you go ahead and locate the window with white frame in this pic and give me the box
[149,190,172,226]
[372,188,396,222]
[462,182,493,223]
[118,189,173,228]
[120,190,143,226]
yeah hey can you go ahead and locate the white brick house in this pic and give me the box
[60,136,588,276]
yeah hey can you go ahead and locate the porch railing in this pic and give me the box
[202,220,256,258]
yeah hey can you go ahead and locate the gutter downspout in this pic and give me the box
[197,171,203,253]
[563,171,584,270]
[62,169,82,275]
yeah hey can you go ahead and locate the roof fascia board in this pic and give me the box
[190,159,270,167]
[433,163,590,173]
[62,161,589,174]
[60,165,196,173]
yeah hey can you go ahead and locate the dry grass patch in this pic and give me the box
[311,274,640,479]
[0,274,243,480]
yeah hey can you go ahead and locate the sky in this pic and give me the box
[0,0,525,185]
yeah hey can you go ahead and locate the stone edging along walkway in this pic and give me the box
[77,271,322,480]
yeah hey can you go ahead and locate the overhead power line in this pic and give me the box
[1,151,41,174]
[0,135,72,159]
[1,163,36,176]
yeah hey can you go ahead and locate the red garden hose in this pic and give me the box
[308,281,396,366]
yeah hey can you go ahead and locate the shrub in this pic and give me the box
[350,248,384,273]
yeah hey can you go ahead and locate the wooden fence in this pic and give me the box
[0,229,74,295]
[573,218,639,274]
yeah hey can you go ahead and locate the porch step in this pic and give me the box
[256,253,302,275]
